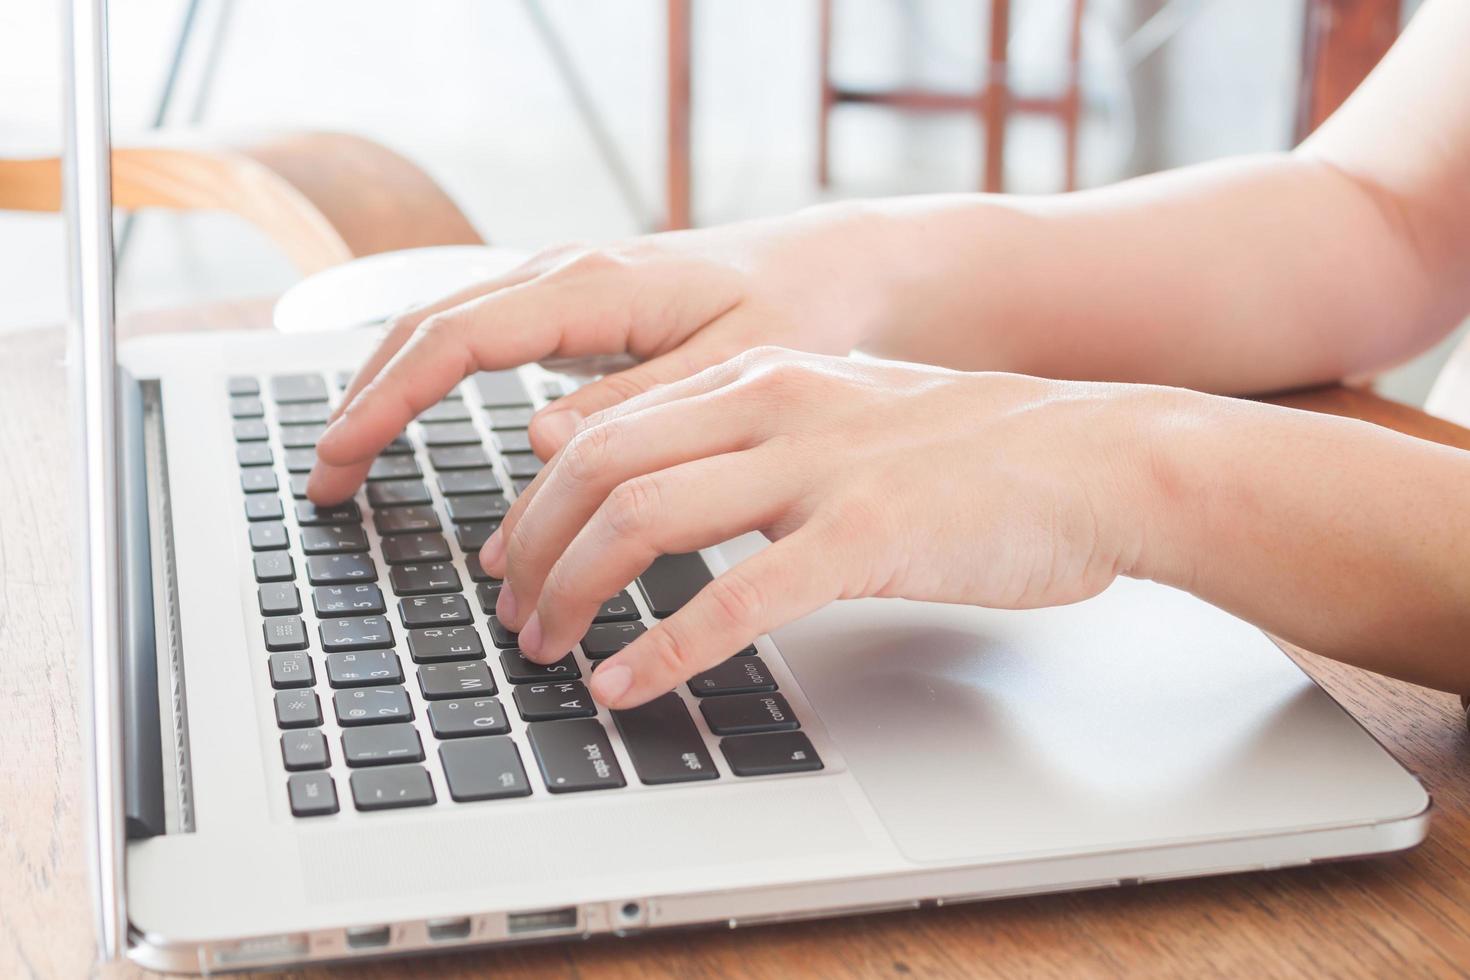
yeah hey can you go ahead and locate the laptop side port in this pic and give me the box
[506,907,579,935]
[426,917,473,942]
[344,925,392,950]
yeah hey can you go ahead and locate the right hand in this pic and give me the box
[308,204,896,504]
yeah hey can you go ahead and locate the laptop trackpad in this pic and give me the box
[770,578,1426,866]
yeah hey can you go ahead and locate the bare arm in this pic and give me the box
[859,0,1470,393]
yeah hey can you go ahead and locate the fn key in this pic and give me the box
[720,732,823,777]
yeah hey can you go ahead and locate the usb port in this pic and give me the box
[426,917,472,942]
[507,907,579,935]
[345,925,391,950]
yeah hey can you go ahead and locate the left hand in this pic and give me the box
[482,347,1170,708]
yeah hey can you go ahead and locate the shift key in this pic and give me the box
[526,719,625,793]
[612,694,718,784]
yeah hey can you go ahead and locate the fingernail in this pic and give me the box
[480,528,505,568]
[535,409,581,450]
[518,611,542,656]
[496,583,518,623]
[590,664,633,705]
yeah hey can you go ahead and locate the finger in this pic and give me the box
[332,258,553,423]
[491,387,771,633]
[479,347,767,578]
[527,307,767,457]
[518,449,800,663]
[587,524,843,708]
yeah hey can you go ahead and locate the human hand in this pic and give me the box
[481,347,1170,708]
[308,205,897,504]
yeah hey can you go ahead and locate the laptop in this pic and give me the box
[64,0,1430,972]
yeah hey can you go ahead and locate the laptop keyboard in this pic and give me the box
[229,370,824,818]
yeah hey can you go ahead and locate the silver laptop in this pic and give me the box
[65,0,1430,973]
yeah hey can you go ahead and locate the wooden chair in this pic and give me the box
[0,130,483,275]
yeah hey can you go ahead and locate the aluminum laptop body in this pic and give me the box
[65,0,1429,973]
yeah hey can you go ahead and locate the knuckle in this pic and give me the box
[704,571,766,633]
[744,357,818,400]
[646,623,699,680]
[558,422,614,486]
[552,245,627,279]
[603,476,663,539]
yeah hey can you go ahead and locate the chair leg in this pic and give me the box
[982,0,1010,193]
[817,0,834,188]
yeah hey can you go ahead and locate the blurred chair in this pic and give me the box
[0,131,482,275]
[817,0,1088,193]
[1296,0,1402,139]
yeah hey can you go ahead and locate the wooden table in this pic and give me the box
[5,310,1470,978]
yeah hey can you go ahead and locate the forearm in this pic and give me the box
[1134,390,1470,692]
[849,153,1444,393]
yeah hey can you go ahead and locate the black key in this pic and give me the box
[366,479,431,508]
[418,400,471,423]
[334,686,413,726]
[613,694,719,784]
[368,455,422,481]
[227,375,259,396]
[229,395,264,418]
[263,615,309,652]
[283,448,318,473]
[399,594,472,628]
[428,446,491,470]
[287,772,338,816]
[720,731,823,776]
[324,650,403,688]
[233,418,268,441]
[312,583,385,616]
[491,430,534,455]
[499,648,580,684]
[418,661,496,700]
[254,552,295,583]
[513,681,596,722]
[464,554,498,584]
[374,504,440,535]
[485,405,534,430]
[300,525,369,555]
[444,493,509,523]
[258,583,302,616]
[381,533,451,564]
[288,473,312,499]
[407,625,484,663]
[350,765,436,811]
[439,738,531,801]
[390,562,462,596]
[275,689,322,728]
[419,421,481,447]
[438,468,502,496]
[427,697,510,738]
[249,521,288,552]
[593,591,640,624]
[295,500,361,526]
[581,622,646,660]
[271,374,328,403]
[281,729,329,771]
[240,468,279,493]
[637,552,712,618]
[268,651,314,689]
[485,615,518,649]
[688,656,778,698]
[454,522,497,552]
[318,615,394,652]
[341,724,423,767]
[244,495,283,521]
[475,582,500,614]
[275,400,331,424]
[527,718,625,793]
[699,692,799,735]
[503,454,542,479]
[473,370,531,408]
[236,443,273,467]
[279,423,326,448]
[381,433,415,456]
[306,554,377,585]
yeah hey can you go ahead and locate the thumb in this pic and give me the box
[528,329,741,457]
